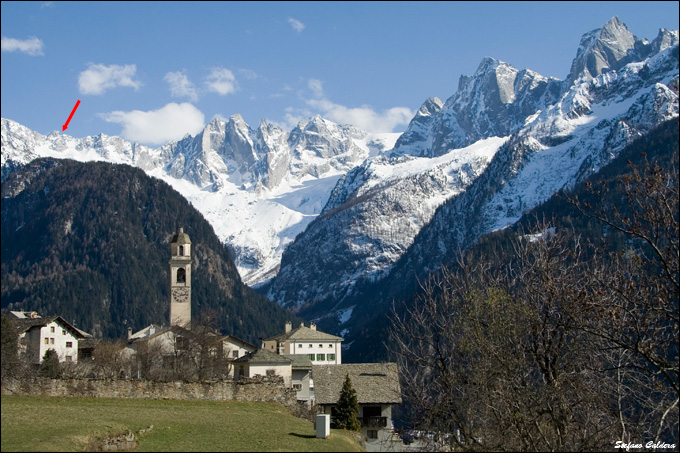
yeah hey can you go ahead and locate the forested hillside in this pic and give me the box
[0,158,299,342]
[345,117,679,364]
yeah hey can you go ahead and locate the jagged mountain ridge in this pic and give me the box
[1,18,678,345]
[1,114,399,286]
[265,18,678,333]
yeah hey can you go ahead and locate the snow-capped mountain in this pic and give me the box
[2,17,677,340]
[264,18,678,328]
[1,114,399,285]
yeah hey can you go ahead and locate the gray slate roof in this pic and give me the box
[222,335,257,351]
[265,325,343,342]
[312,363,402,405]
[234,348,293,364]
[171,228,191,244]
[283,354,313,369]
[9,315,89,339]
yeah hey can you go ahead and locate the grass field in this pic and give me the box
[0,395,364,452]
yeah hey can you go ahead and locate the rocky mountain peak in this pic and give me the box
[418,97,444,117]
[567,16,640,85]
[650,28,679,54]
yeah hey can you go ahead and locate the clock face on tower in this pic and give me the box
[172,287,190,303]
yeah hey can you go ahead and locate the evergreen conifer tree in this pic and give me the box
[39,349,61,378]
[334,373,361,431]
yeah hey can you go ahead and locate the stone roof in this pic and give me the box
[283,354,313,369]
[171,227,191,244]
[265,325,343,343]
[234,348,293,364]
[127,324,168,342]
[9,315,89,339]
[222,335,257,351]
[312,363,402,405]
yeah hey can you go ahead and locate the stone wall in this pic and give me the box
[1,376,297,409]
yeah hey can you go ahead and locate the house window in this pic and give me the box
[293,384,302,391]
[50,338,55,344]
[367,430,378,439]
[308,354,315,361]
[318,344,323,348]
[44,338,49,345]
[232,350,239,358]
[308,344,312,348]
[62,329,66,335]
[328,344,333,348]
[66,342,73,348]
[266,369,276,376]
[328,354,336,361]
[50,326,55,333]
[316,354,325,361]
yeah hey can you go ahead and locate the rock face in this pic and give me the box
[265,18,678,339]
[1,114,385,286]
[1,18,678,347]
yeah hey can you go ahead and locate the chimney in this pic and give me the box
[127,327,132,340]
[179,227,184,233]
[310,323,317,331]
[300,322,304,328]
[285,321,292,333]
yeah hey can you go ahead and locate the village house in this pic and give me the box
[221,335,257,375]
[222,335,257,360]
[233,348,293,386]
[283,353,314,404]
[5,227,403,438]
[7,311,92,364]
[262,321,343,365]
[313,363,402,452]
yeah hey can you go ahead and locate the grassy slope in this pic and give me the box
[0,396,363,452]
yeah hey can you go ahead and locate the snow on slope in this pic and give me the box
[1,117,399,286]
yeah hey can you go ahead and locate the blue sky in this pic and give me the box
[2,1,678,146]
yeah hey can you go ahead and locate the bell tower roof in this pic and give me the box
[171,227,192,245]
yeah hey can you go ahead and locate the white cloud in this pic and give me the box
[295,78,413,133]
[1,36,44,56]
[164,71,199,102]
[306,97,413,133]
[78,63,141,95]
[308,79,324,98]
[288,17,305,33]
[101,103,205,145]
[205,67,237,95]
[238,68,261,80]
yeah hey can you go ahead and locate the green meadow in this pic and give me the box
[0,395,364,452]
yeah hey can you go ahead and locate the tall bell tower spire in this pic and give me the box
[169,227,192,327]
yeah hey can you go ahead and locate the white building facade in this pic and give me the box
[262,322,343,365]
[11,313,84,363]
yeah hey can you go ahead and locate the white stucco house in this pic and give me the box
[233,348,293,386]
[8,311,89,363]
[262,322,343,365]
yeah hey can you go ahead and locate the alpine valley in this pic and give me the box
[2,18,678,359]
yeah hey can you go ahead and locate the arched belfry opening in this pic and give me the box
[176,268,186,283]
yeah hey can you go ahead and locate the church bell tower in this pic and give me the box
[169,227,192,327]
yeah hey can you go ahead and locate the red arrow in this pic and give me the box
[62,100,81,131]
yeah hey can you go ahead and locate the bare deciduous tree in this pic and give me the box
[390,154,678,451]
